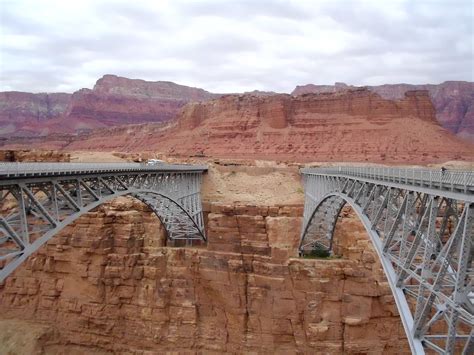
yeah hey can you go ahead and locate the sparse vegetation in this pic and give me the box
[302,245,332,259]
[302,253,342,260]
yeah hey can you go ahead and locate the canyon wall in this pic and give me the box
[2,83,473,165]
[93,74,217,101]
[293,81,474,142]
[0,149,70,162]
[1,76,472,144]
[63,75,218,128]
[51,89,474,164]
[0,75,218,137]
[0,198,409,354]
[177,88,437,129]
[0,92,71,136]
[64,88,183,126]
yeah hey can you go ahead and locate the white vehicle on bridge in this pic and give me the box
[146,159,165,165]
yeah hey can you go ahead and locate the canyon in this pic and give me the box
[0,159,410,354]
[1,77,473,354]
[0,139,471,353]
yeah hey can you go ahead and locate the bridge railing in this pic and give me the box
[0,162,208,178]
[301,166,474,193]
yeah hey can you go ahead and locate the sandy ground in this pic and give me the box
[201,162,304,205]
[0,319,111,355]
[69,151,129,162]
[68,150,474,170]
[0,319,53,355]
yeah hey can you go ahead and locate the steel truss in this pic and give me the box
[299,167,473,354]
[0,163,207,282]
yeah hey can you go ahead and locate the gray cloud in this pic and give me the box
[179,0,311,21]
[0,0,472,93]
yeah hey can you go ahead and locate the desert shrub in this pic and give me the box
[303,244,331,259]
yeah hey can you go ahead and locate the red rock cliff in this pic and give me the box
[0,75,218,137]
[94,74,218,101]
[61,75,219,130]
[58,88,474,164]
[3,86,473,164]
[179,89,436,129]
[0,198,409,354]
[64,88,184,125]
[0,92,71,137]
[293,81,474,142]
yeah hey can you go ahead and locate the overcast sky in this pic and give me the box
[0,0,472,93]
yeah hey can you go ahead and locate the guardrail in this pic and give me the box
[301,166,474,193]
[0,162,208,178]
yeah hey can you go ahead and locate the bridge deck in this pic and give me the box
[0,162,208,180]
[301,166,474,197]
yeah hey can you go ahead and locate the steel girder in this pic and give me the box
[0,168,207,282]
[299,169,473,355]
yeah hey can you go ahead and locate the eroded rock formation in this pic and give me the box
[0,92,71,137]
[2,76,472,145]
[293,81,474,142]
[0,197,409,353]
[0,75,218,137]
[46,88,474,164]
[64,75,218,128]
[0,149,70,162]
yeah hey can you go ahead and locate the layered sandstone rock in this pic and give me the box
[94,74,217,101]
[0,75,218,137]
[63,75,219,128]
[206,203,303,260]
[0,198,409,354]
[3,87,473,164]
[54,88,474,164]
[2,76,473,144]
[64,88,183,126]
[0,92,71,137]
[293,81,474,142]
[0,149,70,162]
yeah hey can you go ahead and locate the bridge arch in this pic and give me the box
[300,191,425,352]
[299,167,474,354]
[0,163,207,282]
[299,193,346,253]
[1,189,206,282]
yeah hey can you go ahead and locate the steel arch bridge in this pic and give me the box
[0,162,207,282]
[299,166,473,355]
